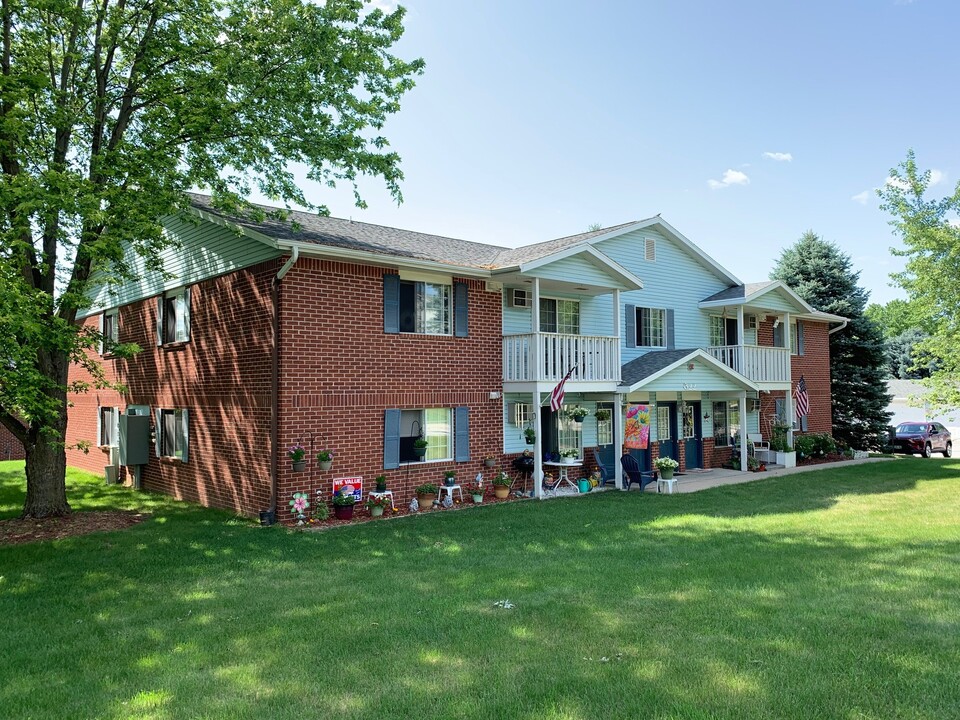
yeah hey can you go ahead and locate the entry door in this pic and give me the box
[596,402,616,478]
[657,402,678,462]
[682,402,703,469]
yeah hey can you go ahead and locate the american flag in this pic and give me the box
[550,365,577,412]
[795,375,810,418]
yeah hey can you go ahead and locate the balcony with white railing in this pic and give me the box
[706,345,790,384]
[503,333,621,384]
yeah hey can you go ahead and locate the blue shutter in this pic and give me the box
[625,304,636,348]
[665,309,675,349]
[154,409,162,457]
[384,409,400,469]
[383,274,400,334]
[800,415,808,432]
[796,321,804,355]
[454,281,468,337]
[455,406,470,462]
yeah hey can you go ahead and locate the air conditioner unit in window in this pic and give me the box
[511,289,531,308]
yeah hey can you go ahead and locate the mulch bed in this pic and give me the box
[797,453,854,467]
[0,511,147,546]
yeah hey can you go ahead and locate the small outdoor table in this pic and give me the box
[369,490,396,511]
[543,461,583,494]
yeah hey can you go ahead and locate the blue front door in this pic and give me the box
[657,402,678,462]
[682,402,703,469]
[596,402,616,479]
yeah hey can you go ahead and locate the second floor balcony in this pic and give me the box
[503,333,621,384]
[706,344,790,385]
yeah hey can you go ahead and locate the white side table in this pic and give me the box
[437,484,463,504]
[657,476,678,494]
[369,490,396,511]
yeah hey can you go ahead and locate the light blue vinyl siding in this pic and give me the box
[642,359,752,393]
[80,214,282,317]
[595,229,732,363]
[526,256,624,288]
[502,291,615,336]
[502,394,599,453]
[749,289,802,314]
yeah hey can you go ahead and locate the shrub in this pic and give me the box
[415,483,438,495]
[794,435,816,460]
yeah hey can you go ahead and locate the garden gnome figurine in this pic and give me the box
[442,494,454,508]
[409,497,419,513]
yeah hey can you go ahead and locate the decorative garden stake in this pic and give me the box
[289,492,310,525]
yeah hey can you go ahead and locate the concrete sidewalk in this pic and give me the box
[630,456,895,494]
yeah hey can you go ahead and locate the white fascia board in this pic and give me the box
[621,349,759,393]
[514,244,644,290]
[276,240,492,279]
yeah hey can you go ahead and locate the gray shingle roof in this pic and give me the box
[187,193,508,269]
[701,281,777,303]
[619,349,699,388]
[491,221,641,266]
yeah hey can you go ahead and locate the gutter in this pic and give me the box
[265,246,299,524]
[828,320,848,335]
[276,240,493,279]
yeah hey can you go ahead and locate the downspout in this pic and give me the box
[828,320,848,335]
[266,246,299,524]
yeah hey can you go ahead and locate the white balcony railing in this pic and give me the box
[503,333,620,383]
[706,345,790,384]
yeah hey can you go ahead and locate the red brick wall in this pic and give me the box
[0,424,24,461]
[66,261,277,515]
[275,259,503,519]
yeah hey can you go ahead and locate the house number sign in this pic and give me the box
[682,383,698,389]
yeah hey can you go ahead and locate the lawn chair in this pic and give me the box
[592,449,615,487]
[620,453,658,492]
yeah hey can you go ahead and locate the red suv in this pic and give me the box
[893,422,953,458]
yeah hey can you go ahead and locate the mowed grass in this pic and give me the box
[1,460,959,719]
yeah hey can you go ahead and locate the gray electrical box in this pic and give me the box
[119,414,150,466]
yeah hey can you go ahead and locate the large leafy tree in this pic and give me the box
[1,0,424,517]
[878,150,960,413]
[770,231,891,449]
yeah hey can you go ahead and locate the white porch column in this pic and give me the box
[532,388,544,500]
[612,289,622,381]
[739,389,748,473]
[783,312,794,447]
[531,278,541,383]
[615,393,625,490]
[737,304,745,373]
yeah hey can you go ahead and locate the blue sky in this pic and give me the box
[264,0,958,305]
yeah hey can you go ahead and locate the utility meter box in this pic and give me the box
[119,414,150,466]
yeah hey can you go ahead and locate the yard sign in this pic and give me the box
[332,476,363,502]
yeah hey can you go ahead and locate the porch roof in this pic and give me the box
[699,280,847,323]
[619,349,759,393]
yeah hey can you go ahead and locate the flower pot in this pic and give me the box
[776,451,796,468]
[318,460,332,471]
[573,417,583,424]
[577,479,591,493]
[562,457,575,465]
[525,437,535,445]
[292,460,306,472]
[370,505,385,517]
[375,483,387,493]
[493,486,510,499]
[484,458,496,468]
[413,446,427,458]
[472,494,483,503]
[444,478,456,487]
[417,493,437,508]
[333,505,354,520]
[659,467,674,479]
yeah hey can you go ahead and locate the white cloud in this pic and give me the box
[367,0,400,11]
[948,218,960,228]
[929,169,946,186]
[707,169,750,190]
[762,151,793,162]
[885,175,911,190]
[886,168,945,190]
[851,190,871,205]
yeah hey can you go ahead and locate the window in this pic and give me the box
[712,401,740,446]
[657,405,672,441]
[682,405,695,439]
[637,307,665,347]
[399,281,451,335]
[511,402,532,427]
[709,316,725,347]
[157,408,189,461]
[157,287,191,344]
[400,408,452,463]
[101,310,118,355]
[597,406,613,446]
[557,406,582,459]
[539,298,580,334]
[775,397,807,432]
[99,407,118,446]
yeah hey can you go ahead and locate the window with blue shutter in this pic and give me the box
[625,304,636,348]
[383,274,400,334]
[384,409,401,469]
[454,282,468,337]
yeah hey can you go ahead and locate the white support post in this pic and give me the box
[615,393,625,490]
[612,289,622,382]
[737,304,745,372]
[784,312,794,447]
[739,390,748,473]
[531,278,541,382]
[532,389,544,500]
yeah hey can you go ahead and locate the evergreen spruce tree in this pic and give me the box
[770,232,891,448]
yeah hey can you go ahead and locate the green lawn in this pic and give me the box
[1,460,959,719]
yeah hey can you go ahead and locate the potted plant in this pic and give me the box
[289,443,307,472]
[443,470,457,487]
[483,455,497,468]
[374,475,388,493]
[413,437,429,458]
[366,494,390,517]
[467,482,484,503]
[316,448,334,471]
[653,456,679,479]
[491,471,511,499]
[332,491,356,520]
[560,448,579,465]
[523,427,536,445]
[593,408,611,422]
[415,483,438,508]
[565,405,589,423]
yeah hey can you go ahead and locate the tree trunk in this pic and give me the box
[21,349,71,518]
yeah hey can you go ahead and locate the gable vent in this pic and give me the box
[644,237,656,261]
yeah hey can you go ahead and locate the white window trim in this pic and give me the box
[159,287,191,345]
[399,280,452,336]
[538,296,581,335]
[158,408,189,461]
[99,406,119,447]
[400,408,453,463]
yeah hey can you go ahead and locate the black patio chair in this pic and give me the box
[620,453,658,492]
